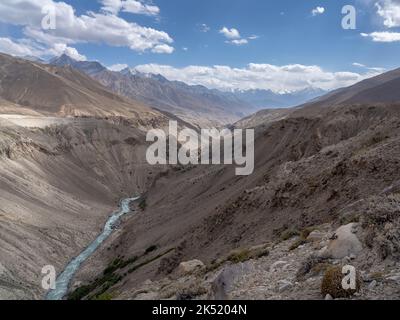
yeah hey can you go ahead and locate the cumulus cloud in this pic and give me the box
[0,0,173,59]
[376,0,400,27]
[219,27,258,46]
[0,36,86,60]
[0,37,38,57]
[361,31,400,41]
[50,43,87,61]
[108,63,129,71]
[311,6,325,16]
[101,0,160,16]
[219,27,241,39]
[134,63,382,93]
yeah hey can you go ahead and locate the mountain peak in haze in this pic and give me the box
[50,54,106,76]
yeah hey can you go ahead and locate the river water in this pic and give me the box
[46,197,140,300]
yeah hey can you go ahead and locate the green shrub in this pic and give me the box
[93,292,114,300]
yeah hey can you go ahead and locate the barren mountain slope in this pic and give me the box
[72,102,400,299]
[233,108,293,129]
[50,54,254,128]
[297,67,400,111]
[0,54,166,127]
[0,118,167,299]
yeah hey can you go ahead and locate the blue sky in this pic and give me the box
[0,0,399,92]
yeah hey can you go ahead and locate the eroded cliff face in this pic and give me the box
[0,117,165,299]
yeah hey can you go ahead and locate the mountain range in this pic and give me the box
[2,53,400,300]
[0,53,166,128]
[50,55,253,128]
[49,54,326,127]
[234,87,326,109]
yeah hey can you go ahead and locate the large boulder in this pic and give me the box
[211,263,254,300]
[319,223,362,259]
[177,259,205,276]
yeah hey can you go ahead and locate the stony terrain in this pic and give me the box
[1,54,400,300]
[74,215,400,300]
[70,102,400,300]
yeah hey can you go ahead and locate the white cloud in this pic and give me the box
[0,36,86,61]
[312,6,325,16]
[219,27,258,46]
[152,44,174,54]
[101,0,160,16]
[134,63,382,93]
[229,39,248,46]
[219,27,241,39]
[0,0,173,57]
[200,23,210,33]
[376,0,400,27]
[0,37,38,57]
[108,63,129,71]
[361,31,400,41]
[353,62,386,72]
[49,43,87,61]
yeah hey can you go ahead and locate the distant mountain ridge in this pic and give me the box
[233,87,327,109]
[0,53,166,128]
[298,67,400,110]
[50,55,255,128]
[49,54,330,128]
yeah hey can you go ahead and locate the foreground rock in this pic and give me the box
[112,219,400,301]
[319,224,363,259]
[178,260,206,276]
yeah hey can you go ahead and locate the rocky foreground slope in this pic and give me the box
[70,101,400,300]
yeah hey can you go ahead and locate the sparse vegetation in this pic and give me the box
[321,266,361,299]
[139,198,147,211]
[340,212,360,225]
[93,292,115,300]
[369,272,385,281]
[128,248,175,274]
[227,249,252,263]
[280,228,300,241]
[207,244,270,272]
[359,194,400,260]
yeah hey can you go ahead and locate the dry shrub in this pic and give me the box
[321,266,361,299]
